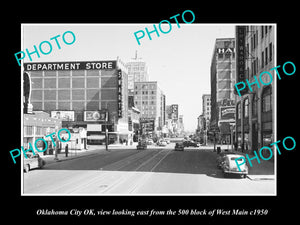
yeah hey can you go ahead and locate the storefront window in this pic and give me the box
[262,86,272,112]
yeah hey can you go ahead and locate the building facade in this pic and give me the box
[165,104,181,137]
[210,38,236,144]
[234,25,275,156]
[133,81,165,135]
[202,94,211,130]
[23,111,62,152]
[24,58,130,145]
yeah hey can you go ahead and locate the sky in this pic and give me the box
[22,24,235,132]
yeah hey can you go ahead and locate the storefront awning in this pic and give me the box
[87,135,105,140]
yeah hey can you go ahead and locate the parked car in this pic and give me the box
[23,153,46,173]
[174,142,184,151]
[216,152,237,169]
[221,154,248,178]
[137,140,147,150]
[183,140,200,147]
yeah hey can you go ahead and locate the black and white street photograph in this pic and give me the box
[20,23,276,195]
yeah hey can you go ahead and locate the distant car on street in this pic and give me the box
[157,139,167,146]
[183,140,200,147]
[146,139,154,145]
[174,142,184,151]
[221,154,248,178]
[23,153,45,173]
[137,140,147,150]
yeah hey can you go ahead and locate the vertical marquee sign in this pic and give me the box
[235,26,248,96]
[117,70,123,118]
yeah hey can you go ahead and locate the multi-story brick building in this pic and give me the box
[134,81,165,135]
[234,25,275,156]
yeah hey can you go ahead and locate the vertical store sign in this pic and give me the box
[235,26,248,96]
[118,70,123,118]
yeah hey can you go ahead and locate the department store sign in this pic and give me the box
[24,61,116,71]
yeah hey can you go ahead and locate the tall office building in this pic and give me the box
[210,38,236,144]
[134,81,165,134]
[126,52,149,91]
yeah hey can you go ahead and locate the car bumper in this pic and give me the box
[223,170,248,175]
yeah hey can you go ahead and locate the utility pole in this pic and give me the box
[105,110,108,151]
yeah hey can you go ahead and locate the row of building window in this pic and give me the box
[32,101,118,111]
[135,101,156,105]
[32,77,117,89]
[135,90,156,95]
[237,86,272,119]
[248,26,272,51]
[247,42,273,77]
[29,70,121,77]
[24,126,56,136]
[31,89,116,101]
[134,84,157,90]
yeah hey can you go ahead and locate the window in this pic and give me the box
[24,126,33,136]
[252,93,258,117]
[265,47,268,66]
[261,51,264,68]
[237,103,241,119]
[262,86,272,112]
[269,43,272,62]
[261,26,264,39]
[44,78,56,88]
[244,98,249,118]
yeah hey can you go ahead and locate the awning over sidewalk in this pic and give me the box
[87,135,105,140]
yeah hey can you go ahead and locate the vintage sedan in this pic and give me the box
[23,153,46,173]
[222,154,248,178]
[183,140,200,147]
[216,152,237,169]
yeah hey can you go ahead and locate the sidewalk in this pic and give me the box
[41,142,138,165]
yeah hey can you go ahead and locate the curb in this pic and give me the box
[247,175,275,181]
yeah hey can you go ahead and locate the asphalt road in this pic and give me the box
[23,144,275,195]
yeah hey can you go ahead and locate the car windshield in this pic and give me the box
[230,157,243,161]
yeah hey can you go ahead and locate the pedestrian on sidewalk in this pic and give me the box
[65,144,69,157]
